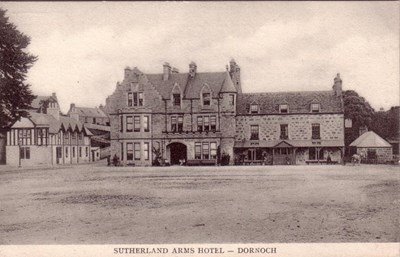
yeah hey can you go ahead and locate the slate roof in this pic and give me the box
[31,95,57,109]
[350,131,392,148]
[27,111,92,135]
[72,107,108,118]
[236,90,343,114]
[146,72,235,99]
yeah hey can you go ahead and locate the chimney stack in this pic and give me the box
[333,73,342,97]
[163,62,171,81]
[189,62,197,78]
[124,66,131,79]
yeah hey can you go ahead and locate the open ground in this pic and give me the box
[0,163,399,244]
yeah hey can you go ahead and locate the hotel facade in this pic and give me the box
[105,60,345,166]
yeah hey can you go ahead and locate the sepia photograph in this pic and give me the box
[0,1,399,256]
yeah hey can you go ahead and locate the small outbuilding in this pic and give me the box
[349,131,392,164]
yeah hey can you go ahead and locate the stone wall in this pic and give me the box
[236,113,344,141]
[356,147,392,164]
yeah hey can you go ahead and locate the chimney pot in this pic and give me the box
[163,62,171,81]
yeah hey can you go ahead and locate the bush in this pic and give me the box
[220,152,230,166]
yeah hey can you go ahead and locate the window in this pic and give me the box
[250,125,259,140]
[195,143,201,159]
[250,104,259,114]
[92,117,96,124]
[64,132,69,144]
[133,92,138,106]
[230,94,235,105]
[20,147,30,159]
[128,92,133,106]
[128,92,144,107]
[280,124,289,140]
[120,116,123,132]
[177,116,183,132]
[144,142,149,160]
[144,116,149,132]
[202,142,209,159]
[18,129,32,145]
[138,92,143,106]
[311,103,320,113]
[86,147,88,157]
[121,143,124,161]
[78,133,83,141]
[197,116,203,132]
[65,147,69,158]
[309,148,316,160]
[127,143,133,160]
[171,116,177,132]
[72,132,76,143]
[279,104,289,113]
[312,123,320,139]
[79,147,82,157]
[134,143,141,160]
[126,116,133,132]
[134,116,140,132]
[210,142,217,159]
[173,94,181,106]
[204,116,210,132]
[210,116,216,131]
[72,147,76,158]
[203,93,211,106]
[37,129,46,146]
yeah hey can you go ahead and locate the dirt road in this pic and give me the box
[0,164,399,244]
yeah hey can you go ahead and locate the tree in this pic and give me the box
[343,90,375,148]
[0,8,37,131]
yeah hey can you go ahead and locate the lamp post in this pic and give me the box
[18,138,22,168]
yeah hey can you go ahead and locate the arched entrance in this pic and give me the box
[167,142,187,165]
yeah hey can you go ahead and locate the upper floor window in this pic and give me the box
[197,115,217,132]
[134,116,140,132]
[204,116,210,132]
[250,104,259,114]
[279,104,289,113]
[250,125,259,140]
[171,115,183,132]
[202,93,211,106]
[173,94,181,106]
[128,92,144,107]
[197,116,203,132]
[127,143,133,160]
[230,94,235,106]
[311,103,320,113]
[312,123,320,139]
[210,116,217,131]
[134,143,141,160]
[126,116,133,132]
[280,124,289,140]
[144,116,150,132]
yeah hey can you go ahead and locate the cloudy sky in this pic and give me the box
[1,2,399,113]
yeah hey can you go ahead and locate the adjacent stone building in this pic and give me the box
[106,60,345,166]
[349,131,393,164]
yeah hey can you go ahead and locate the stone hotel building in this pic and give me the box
[106,60,344,166]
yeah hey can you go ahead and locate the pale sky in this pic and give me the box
[1,2,399,113]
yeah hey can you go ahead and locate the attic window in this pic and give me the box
[279,104,289,113]
[203,93,211,106]
[311,103,320,113]
[173,94,181,106]
[250,104,259,114]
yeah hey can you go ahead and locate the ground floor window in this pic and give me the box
[79,147,82,158]
[127,143,133,160]
[195,141,217,160]
[309,148,316,160]
[85,147,89,157]
[20,147,30,159]
[65,147,69,158]
[72,147,75,158]
[144,142,149,160]
[134,143,140,160]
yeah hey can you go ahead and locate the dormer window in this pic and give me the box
[203,93,211,106]
[250,104,259,114]
[311,103,320,113]
[173,94,181,106]
[229,94,235,106]
[279,104,288,113]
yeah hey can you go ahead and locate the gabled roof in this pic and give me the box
[237,90,342,114]
[220,72,237,93]
[31,95,57,110]
[350,131,392,148]
[146,72,232,99]
[71,107,108,118]
[19,111,91,135]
